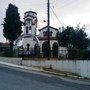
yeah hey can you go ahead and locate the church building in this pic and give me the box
[15,11,67,58]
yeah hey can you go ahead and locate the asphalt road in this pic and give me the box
[0,66,90,90]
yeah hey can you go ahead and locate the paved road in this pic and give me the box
[0,66,90,90]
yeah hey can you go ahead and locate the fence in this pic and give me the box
[16,47,90,60]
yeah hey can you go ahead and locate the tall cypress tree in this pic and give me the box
[3,3,22,56]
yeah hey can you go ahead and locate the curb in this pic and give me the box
[0,61,90,86]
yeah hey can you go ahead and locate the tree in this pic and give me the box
[57,26,89,49]
[3,4,22,56]
[57,26,89,59]
[57,26,75,48]
[73,27,89,49]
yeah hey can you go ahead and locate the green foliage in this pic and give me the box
[57,26,75,48]
[68,48,90,60]
[3,3,22,56]
[3,3,22,41]
[57,26,89,59]
[57,26,89,50]
[73,28,89,49]
[4,49,11,57]
[83,50,90,59]
[68,48,83,59]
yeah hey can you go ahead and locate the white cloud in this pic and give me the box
[62,13,90,26]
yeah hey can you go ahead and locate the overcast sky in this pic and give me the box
[0,0,90,42]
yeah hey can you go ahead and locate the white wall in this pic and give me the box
[39,27,57,37]
[22,37,37,48]
[22,60,90,78]
[0,57,90,78]
[59,47,68,57]
[0,57,22,65]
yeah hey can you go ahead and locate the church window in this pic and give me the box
[33,38,35,41]
[43,31,52,37]
[26,26,28,33]
[29,26,31,30]
[26,43,30,51]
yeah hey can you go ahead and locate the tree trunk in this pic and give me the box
[10,41,14,57]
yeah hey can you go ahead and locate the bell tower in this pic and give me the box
[23,11,37,35]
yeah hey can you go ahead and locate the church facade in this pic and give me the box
[16,11,67,58]
[38,26,59,57]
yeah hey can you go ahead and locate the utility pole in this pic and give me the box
[47,0,50,60]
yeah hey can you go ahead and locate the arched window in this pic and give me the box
[52,42,58,58]
[42,41,51,58]
[26,26,28,34]
[29,26,31,30]
[26,43,30,51]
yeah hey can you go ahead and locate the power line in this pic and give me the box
[50,5,63,26]
[50,0,81,9]
[49,0,81,27]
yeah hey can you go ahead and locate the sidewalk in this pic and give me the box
[0,61,90,86]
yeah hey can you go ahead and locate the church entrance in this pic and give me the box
[52,42,58,58]
[42,41,51,58]
[14,34,40,59]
